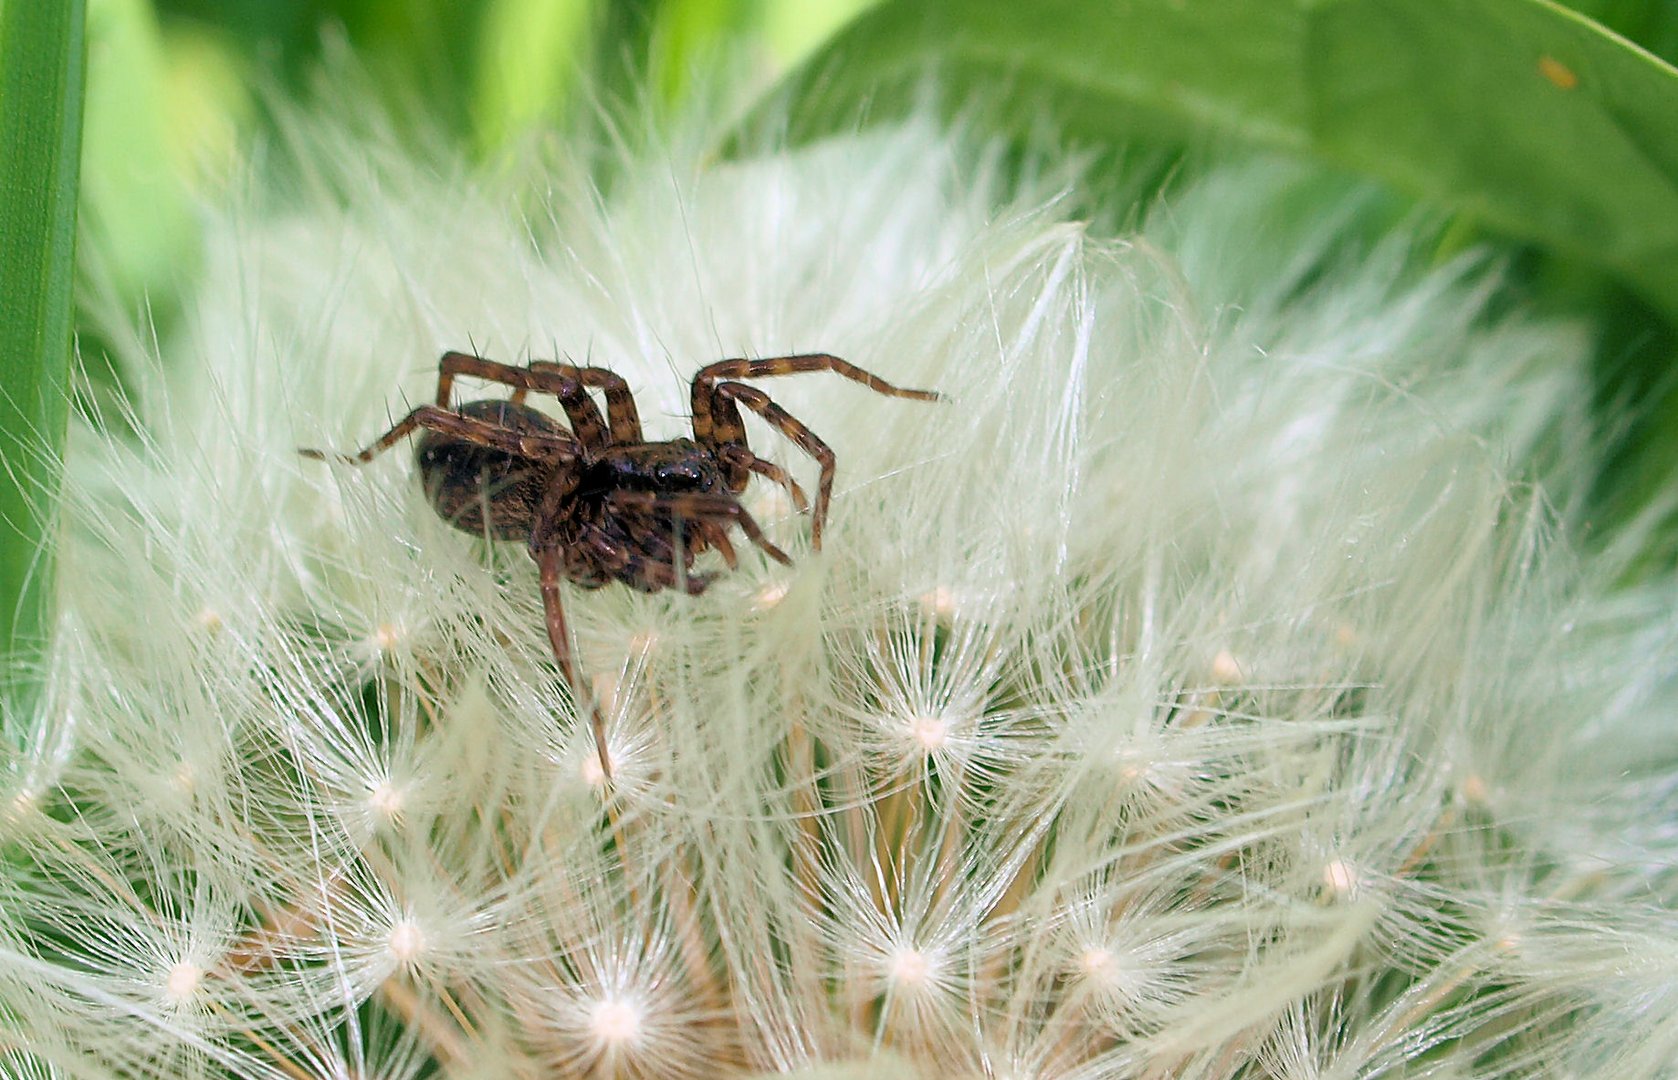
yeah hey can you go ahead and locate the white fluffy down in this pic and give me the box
[9,116,1676,1078]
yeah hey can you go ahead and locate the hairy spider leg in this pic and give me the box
[708,383,841,550]
[689,354,940,548]
[717,445,810,514]
[434,351,612,450]
[688,352,940,448]
[299,404,578,465]
[606,490,793,566]
[568,519,713,595]
[704,522,739,569]
[537,544,613,781]
[521,361,644,445]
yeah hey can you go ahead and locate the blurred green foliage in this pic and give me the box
[130,0,878,160]
[76,0,880,341]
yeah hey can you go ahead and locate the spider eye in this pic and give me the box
[654,462,701,486]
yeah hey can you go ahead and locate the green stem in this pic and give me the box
[0,0,86,710]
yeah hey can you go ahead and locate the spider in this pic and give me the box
[302,350,940,778]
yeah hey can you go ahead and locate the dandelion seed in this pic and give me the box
[888,946,934,988]
[193,606,222,634]
[906,712,953,752]
[579,749,610,790]
[367,777,405,824]
[588,995,645,1051]
[161,961,203,1006]
[1210,648,1245,684]
[387,917,426,967]
[371,622,404,652]
[1076,947,1116,979]
[1322,858,1361,900]
[752,580,791,610]
[918,586,959,620]
[1461,772,1491,806]
[4,788,38,826]
[1111,734,1184,798]
[1074,944,1149,1005]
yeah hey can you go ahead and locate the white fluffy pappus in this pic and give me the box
[7,110,1677,1078]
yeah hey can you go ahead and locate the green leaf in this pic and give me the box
[0,0,86,703]
[1561,0,1678,65]
[1307,0,1678,319]
[769,0,1678,322]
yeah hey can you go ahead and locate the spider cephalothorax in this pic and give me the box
[303,350,940,776]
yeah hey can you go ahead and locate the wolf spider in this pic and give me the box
[302,350,940,778]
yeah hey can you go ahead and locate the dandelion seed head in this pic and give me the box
[41,94,1675,1079]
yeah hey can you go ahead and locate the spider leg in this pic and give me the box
[606,490,792,567]
[537,544,613,780]
[524,362,644,444]
[689,353,940,448]
[299,404,577,464]
[579,523,712,595]
[718,445,809,513]
[436,351,612,450]
[705,523,739,570]
[708,383,843,550]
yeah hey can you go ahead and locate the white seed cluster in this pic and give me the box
[8,109,1675,1080]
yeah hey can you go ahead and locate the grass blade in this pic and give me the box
[0,0,87,706]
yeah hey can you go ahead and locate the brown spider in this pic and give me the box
[302,350,940,778]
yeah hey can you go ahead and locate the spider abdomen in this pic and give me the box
[416,399,570,540]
